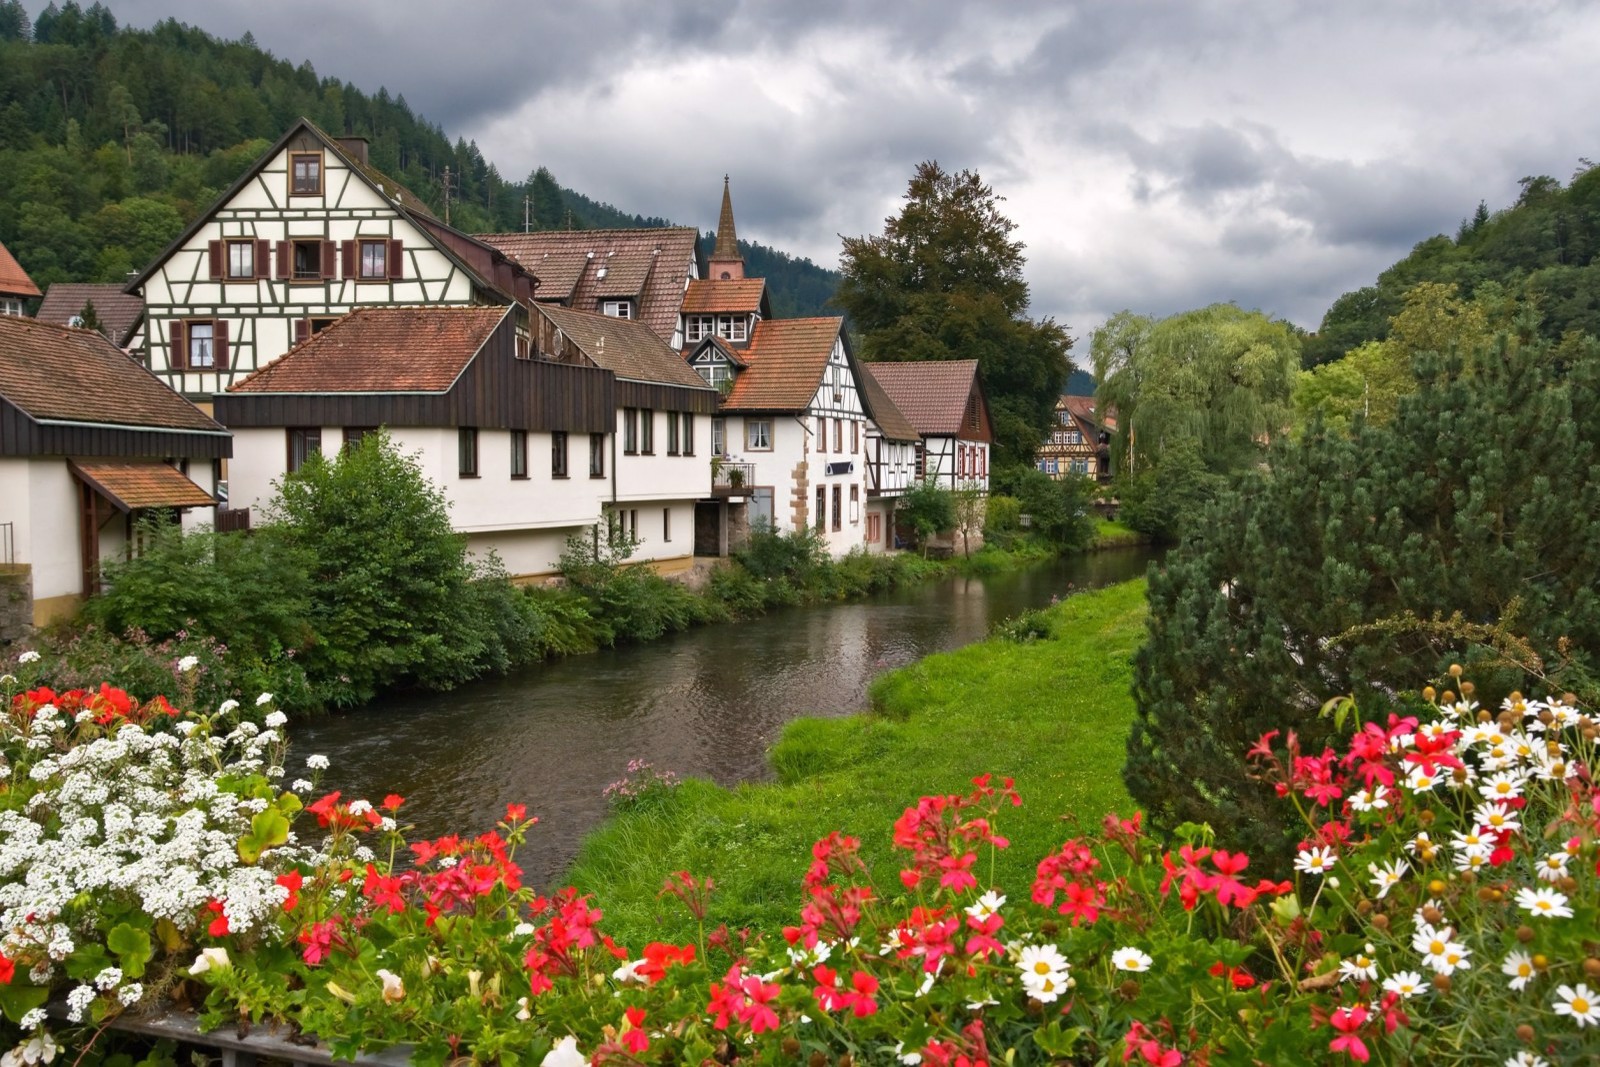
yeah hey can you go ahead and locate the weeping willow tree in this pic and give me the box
[1092,304,1301,477]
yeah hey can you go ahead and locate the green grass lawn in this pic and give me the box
[565,578,1150,945]
[1091,518,1148,548]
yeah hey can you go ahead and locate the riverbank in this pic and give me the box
[566,576,1149,944]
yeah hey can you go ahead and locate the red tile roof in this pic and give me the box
[0,316,220,432]
[0,239,40,299]
[722,318,842,412]
[861,360,981,436]
[859,367,920,442]
[229,306,510,394]
[72,460,215,510]
[539,304,714,391]
[681,278,765,314]
[1060,394,1116,432]
[478,229,697,343]
[36,284,144,347]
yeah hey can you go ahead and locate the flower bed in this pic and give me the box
[1,662,1596,1066]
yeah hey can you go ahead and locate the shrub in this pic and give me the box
[1007,466,1096,550]
[984,494,1022,535]
[898,479,957,551]
[1125,339,1600,865]
[733,525,828,584]
[1112,438,1222,542]
[991,605,1056,642]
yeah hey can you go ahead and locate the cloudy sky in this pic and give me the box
[77,1,1600,337]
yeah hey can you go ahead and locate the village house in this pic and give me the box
[857,369,921,553]
[213,305,616,581]
[0,317,229,627]
[35,283,145,351]
[531,303,719,572]
[0,238,40,318]
[1036,394,1113,482]
[126,118,539,406]
[860,360,993,492]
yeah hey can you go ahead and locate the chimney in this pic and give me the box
[335,136,370,166]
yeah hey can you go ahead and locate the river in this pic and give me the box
[296,547,1156,885]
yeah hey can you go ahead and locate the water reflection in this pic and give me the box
[297,548,1155,884]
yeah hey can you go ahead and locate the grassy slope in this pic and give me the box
[566,578,1149,945]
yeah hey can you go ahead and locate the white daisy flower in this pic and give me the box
[1534,851,1570,883]
[1338,948,1378,983]
[1501,950,1535,991]
[1111,947,1152,972]
[1478,771,1525,803]
[1516,887,1573,920]
[1405,766,1441,793]
[1294,846,1337,876]
[964,890,1006,921]
[1473,802,1521,834]
[1505,1053,1549,1067]
[1382,971,1426,999]
[1349,784,1390,812]
[1552,983,1600,1028]
[1368,859,1408,899]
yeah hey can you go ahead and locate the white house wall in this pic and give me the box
[141,142,481,397]
[611,404,704,568]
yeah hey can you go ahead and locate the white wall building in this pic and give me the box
[861,360,994,493]
[857,371,922,554]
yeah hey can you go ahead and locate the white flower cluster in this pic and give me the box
[0,699,316,1021]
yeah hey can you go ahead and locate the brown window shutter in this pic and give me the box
[207,240,224,280]
[320,240,337,280]
[387,239,404,280]
[294,319,310,346]
[169,320,186,371]
[341,240,356,279]
[254,239,270,280]
[213,319,229,371]
[275,241,290,280]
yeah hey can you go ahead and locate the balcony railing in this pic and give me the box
[710,460,755,497]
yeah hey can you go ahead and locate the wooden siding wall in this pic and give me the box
[0,400,231,459]
[616,380,720,415]
[214,318,614,433]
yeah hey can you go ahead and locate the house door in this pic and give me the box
[750,488,774,531]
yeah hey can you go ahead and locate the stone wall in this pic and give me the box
[0,567,33,648]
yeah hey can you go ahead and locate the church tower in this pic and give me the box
[706,175,745,281]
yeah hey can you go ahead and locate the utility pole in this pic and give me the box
[523,194,531,232]
[441,166,453,226]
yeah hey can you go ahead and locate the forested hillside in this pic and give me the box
[1305,163,1600,365]
[0,1,838,310]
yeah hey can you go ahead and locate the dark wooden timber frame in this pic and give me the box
[0,398,232,460]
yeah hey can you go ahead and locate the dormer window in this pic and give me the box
[696,362,732,389]
[685,314,748,343]
[601,300,632,319]
[289,152,323,196]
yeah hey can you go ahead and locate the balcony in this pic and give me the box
[710,460,755,497]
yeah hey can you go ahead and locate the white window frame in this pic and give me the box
[746,419,772,450]
[686,315,714,342]
[187,322,215,368]
[359,240,388,280]
[226,241,254,280]
[602,300,632,319]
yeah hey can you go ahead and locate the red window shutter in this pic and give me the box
[213,319,229,371]
[169,320,186,371]
[275,241,290,280]
[254,239,270,279]
[387,239,404,280]
[294,319,310,346]
[207,240,224,280]
[320,240,337,279]
[341,240,356,279]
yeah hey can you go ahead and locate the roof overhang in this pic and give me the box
[70,460,216,512]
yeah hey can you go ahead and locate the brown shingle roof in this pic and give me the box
[861,360,981,436]
[858,366,920,442]
[0,239,40,299]
[478,229,697,343]
[0,316,220,432]
[72,460,215,510]
[722,318,842,412]
[229,306,509,394]
[1061,394,1116,432]
[539,304,714,392]
[681,279,765,314]
[36,284,144,347]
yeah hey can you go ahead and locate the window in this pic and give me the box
[1066,430,1083,444]
[0,298,23,316]
[623,408,638,454]
[850,484,860,524]
[590,433,605,477]
[867,512,882,545]
[682,413,694,455]
[287,428,321,473]
[226,241,255,280]
[289,152,323,195]
[816,416,827,453]
[711,417,726,456]
[667,412,680,455]
[662,507,671,542]
[629,509,638,542]
[915,444,926,479]
[511,430,528,478]
[291,240,323,282]
[550,431,567,478]
[834,419,842,453]
[685,315,714,342]
[640,409,655,454]
[459,428,479,477]
[359,240,388,280]
[815,486,826,532]
[746,419,772,450]
[601,300,632,319]
[707,363,732,388]
[852,421,859,454]
[832,485,842,532]
[342,426,376,450]
[716,314,748,342]
[187,322,215,368]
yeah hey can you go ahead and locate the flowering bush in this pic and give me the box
[2,668,1596,1067]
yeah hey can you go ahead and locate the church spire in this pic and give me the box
[708,174,744,280]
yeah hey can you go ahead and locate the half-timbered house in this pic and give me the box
[0,317,229,625]
[857,370,921,553]
[214,305,613,581]
[688,316,871,557]
[127,119,538,403]
[532,303,719,573]
[860,361,993,492]
[1036,395,1113,481]
[0,239,40,318]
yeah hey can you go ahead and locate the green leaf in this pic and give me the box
[238,806,291,864]
[1030,1022,1084,1057]
[0,983,49,1024]
[107,922,153,978]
